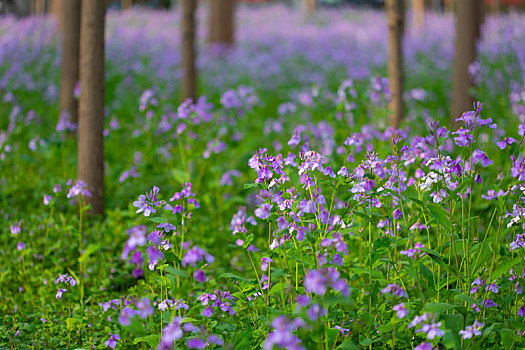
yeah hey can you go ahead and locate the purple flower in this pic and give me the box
[66,179,92,198]
[174,299,189,311]
[414,343,433,350]
[255,203,272,219]
[381,283,407,298]
[105,333,120,349]
[304,268,349,296]
[157,222,176,232]
[261,257,273,271]
[417,321,444,340]
[193,269,207,283]
[103,299,120,312]
[158,317,183,350]
[496,137,517,150]
[264,316,306,350]
[296,295,310,311]
[43,195,52,205]
[452,127,474,147]
[17,241,25,251]
[207,335,223,346]
[187,339,207,349]
[306,303,326,321]
[481,189,506,201]
[202,306,213,317]
[55,274,77,286]
[146,246,164,262]
[133,194,155,217]
[10,221,21,234]
[393,303,408,319]
[518,306,525,317]
[393,208,402,220]
[182,246,214,267]
[56,288,66,299]
[118,307,137,326]
[459,320,483,339]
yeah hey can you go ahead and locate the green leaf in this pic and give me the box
[442,314,463,350]
[165,266,188,277]
[454,293,477,305]
[492,256,522,281]
[133,335,159,348]
[219,273,250,283]
[242,234,254,248]
[354,210,372,221]
[442,329,459,349]
[66,318,76,331]
[269,283,285,295]
[337,339,361,350]
[501,328,515,350]
[427,204,452,231]
[359,338,372,346]
[172,168,189,184]
[424,302,455,314]
[149,217,168,224]
[233,330,252,350]
[78,244,100,263]
[489,241,500,255]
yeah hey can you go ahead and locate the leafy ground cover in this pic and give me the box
[2,4,525,349]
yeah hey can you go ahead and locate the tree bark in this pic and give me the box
[121,0,132,10]
[78,0,105,215]
[491,0,501,14]
[49,0,63,28]
[303,0,315,13]
[451,0,478,125]
[208,0,235,45]
[444,0,454,13]
[35,0,45,14]
[182,0,197,101]
[59,0,80,124]
[386,0,404,129]
[412,0,424,28]
[475,0,485,40]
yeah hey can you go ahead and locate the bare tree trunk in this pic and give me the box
[49,0,63,28]
[78,0,105,215]
[35,0,45,14]
[412,0,424,28]
[208,0,235,45]
[182,0,197,100]
[121,0,132,10]
[386,0,404,129]
[491,0,501,14]
[303,0,315,14]
[451,0,478,125]
[59,0,80,125]
[444,0,454,12]
[475,0,485,40]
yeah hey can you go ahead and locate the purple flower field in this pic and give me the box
[2,3,525,349]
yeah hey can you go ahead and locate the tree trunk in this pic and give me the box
[303,0,315,13]
[208,0,234,45]
[182,0,197,101]
[121,0,132,10]
[386,0,404,129]
[491,0,501,14]
[475,0,485,40]
[78,0,105,215]
[35,0,45,14]
[49,0,63,28]
[444,0,454,12]
[451,0,478,125]
[59,0,80,125]
[412,0,424,28]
